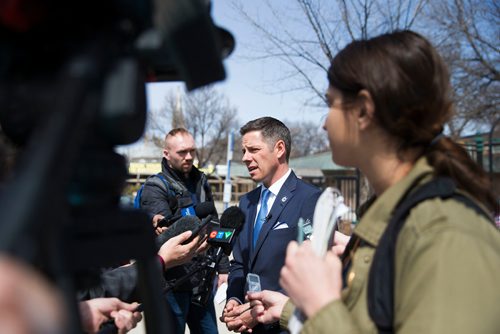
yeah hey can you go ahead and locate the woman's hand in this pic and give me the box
[280,241,343,318]
[247,290,289,325]
[157,231,199,269]
[332,231,350,256]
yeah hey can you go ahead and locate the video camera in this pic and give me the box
[0,1,235,333]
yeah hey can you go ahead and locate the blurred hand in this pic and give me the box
[195,237,210,254]
[157,231,200,269]
[79,298,142,334]
[331,231,350,256]
[0,255,65,334]
[112,309,142,334]
[152,214,166,235]
[217,273,229,288]
[280,241,342,318]
[247,290,288,325]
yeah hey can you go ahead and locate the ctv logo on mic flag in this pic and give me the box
[208,227,235,243]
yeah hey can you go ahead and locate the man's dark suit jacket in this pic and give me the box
[227,170,321,308]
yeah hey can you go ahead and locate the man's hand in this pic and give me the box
[222,301,257,333]
[152,214,167,235]
[195,238,210,254]
[220,299,240,326]
[157,231,200,269]
[79,298,142,334]
[221,299,240,321]
[247,290,289,325]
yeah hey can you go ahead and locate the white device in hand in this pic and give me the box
[246,273,261,292]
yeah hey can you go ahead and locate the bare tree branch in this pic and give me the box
[232,0,496,136]
[147,86,238,167]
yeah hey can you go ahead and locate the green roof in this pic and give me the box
[290,151,352,171]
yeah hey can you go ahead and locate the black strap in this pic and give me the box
[367,177,492,333]
[156,172,186,196]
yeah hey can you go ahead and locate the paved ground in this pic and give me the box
[129,295,230,334]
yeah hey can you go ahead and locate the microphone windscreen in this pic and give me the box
[195,201,217,219]
[220,206,245,233]
[155,215,200,250]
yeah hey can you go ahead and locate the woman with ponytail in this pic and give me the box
[247,30,500,333]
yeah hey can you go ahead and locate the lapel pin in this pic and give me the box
[281,196,287,203]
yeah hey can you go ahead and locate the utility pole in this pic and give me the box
[223,130,234,210]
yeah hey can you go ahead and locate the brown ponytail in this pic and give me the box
[427,137,497,213]
[328,30,497,214]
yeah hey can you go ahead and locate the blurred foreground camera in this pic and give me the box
[0,1,235,333]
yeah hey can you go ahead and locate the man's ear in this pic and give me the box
[357,89,375,130]
[163,149,169,160]
[275,140,286,160]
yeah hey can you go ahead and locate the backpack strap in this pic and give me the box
[367,177,492,333]
[155,173,186,196]
[134,173,181,209]
[198,173,208,203]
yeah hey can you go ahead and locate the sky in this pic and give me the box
[120,0,328,157]
[146,0,328,129]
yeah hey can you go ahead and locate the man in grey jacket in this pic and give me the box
[139,128,226,334]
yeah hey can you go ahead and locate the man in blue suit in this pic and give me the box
[221,117,321,333]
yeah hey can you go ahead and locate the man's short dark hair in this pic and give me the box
[240,117,292,162]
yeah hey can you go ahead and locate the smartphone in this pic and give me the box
[182,215,212,245]
[246,273,261,293]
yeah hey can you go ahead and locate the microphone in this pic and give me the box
[158,201,216,228]
[220,206,246,232]
[155,215,200,250]
[193,201,216,219]
[190,206,244,307]
[207,206,245,255]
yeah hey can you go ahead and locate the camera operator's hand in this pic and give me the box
[152,214,167,235]
[157,231,200,269]
[79,298,142,334]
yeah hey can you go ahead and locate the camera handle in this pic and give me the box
[164,247,225,303]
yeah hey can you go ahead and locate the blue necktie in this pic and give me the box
[253,188,271,247]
